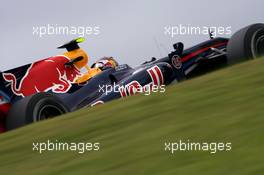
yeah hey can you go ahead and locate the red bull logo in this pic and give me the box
[3,55,81,97]
[119,65,165,97]
[146,65,164,86]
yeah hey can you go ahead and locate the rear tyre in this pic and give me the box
[6,93,69,130]
[227,23,264,64]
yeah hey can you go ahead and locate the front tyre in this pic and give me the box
[6,93,69,130]
[227,23,264,64]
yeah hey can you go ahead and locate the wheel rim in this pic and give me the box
[37,105,64,121]
[252,29,264,58]
[255,35,264,57]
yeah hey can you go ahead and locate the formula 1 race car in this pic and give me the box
[0,23,263,132]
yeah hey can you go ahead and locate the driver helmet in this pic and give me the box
[91,57,119,70]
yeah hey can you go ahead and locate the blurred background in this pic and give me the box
[1,0,263,70]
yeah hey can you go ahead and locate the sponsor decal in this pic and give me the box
[171,55,182,69]
[119,81,141,97]
[3,55,82,97]
[147,65,164,86]
[119,65,165,97]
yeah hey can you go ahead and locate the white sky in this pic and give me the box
[1,0,263,70]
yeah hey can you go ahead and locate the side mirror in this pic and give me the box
[173,42,184,55]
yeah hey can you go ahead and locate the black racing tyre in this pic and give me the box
[6,93,69,130]
[227,23,264,64]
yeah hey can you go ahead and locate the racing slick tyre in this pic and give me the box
[227,23,264,64]
[6,93,69,130]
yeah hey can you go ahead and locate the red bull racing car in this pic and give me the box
[0,23,264,132]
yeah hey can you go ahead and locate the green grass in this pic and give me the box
[0,58,264,175]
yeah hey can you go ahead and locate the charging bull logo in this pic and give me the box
[3,55,81,97]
